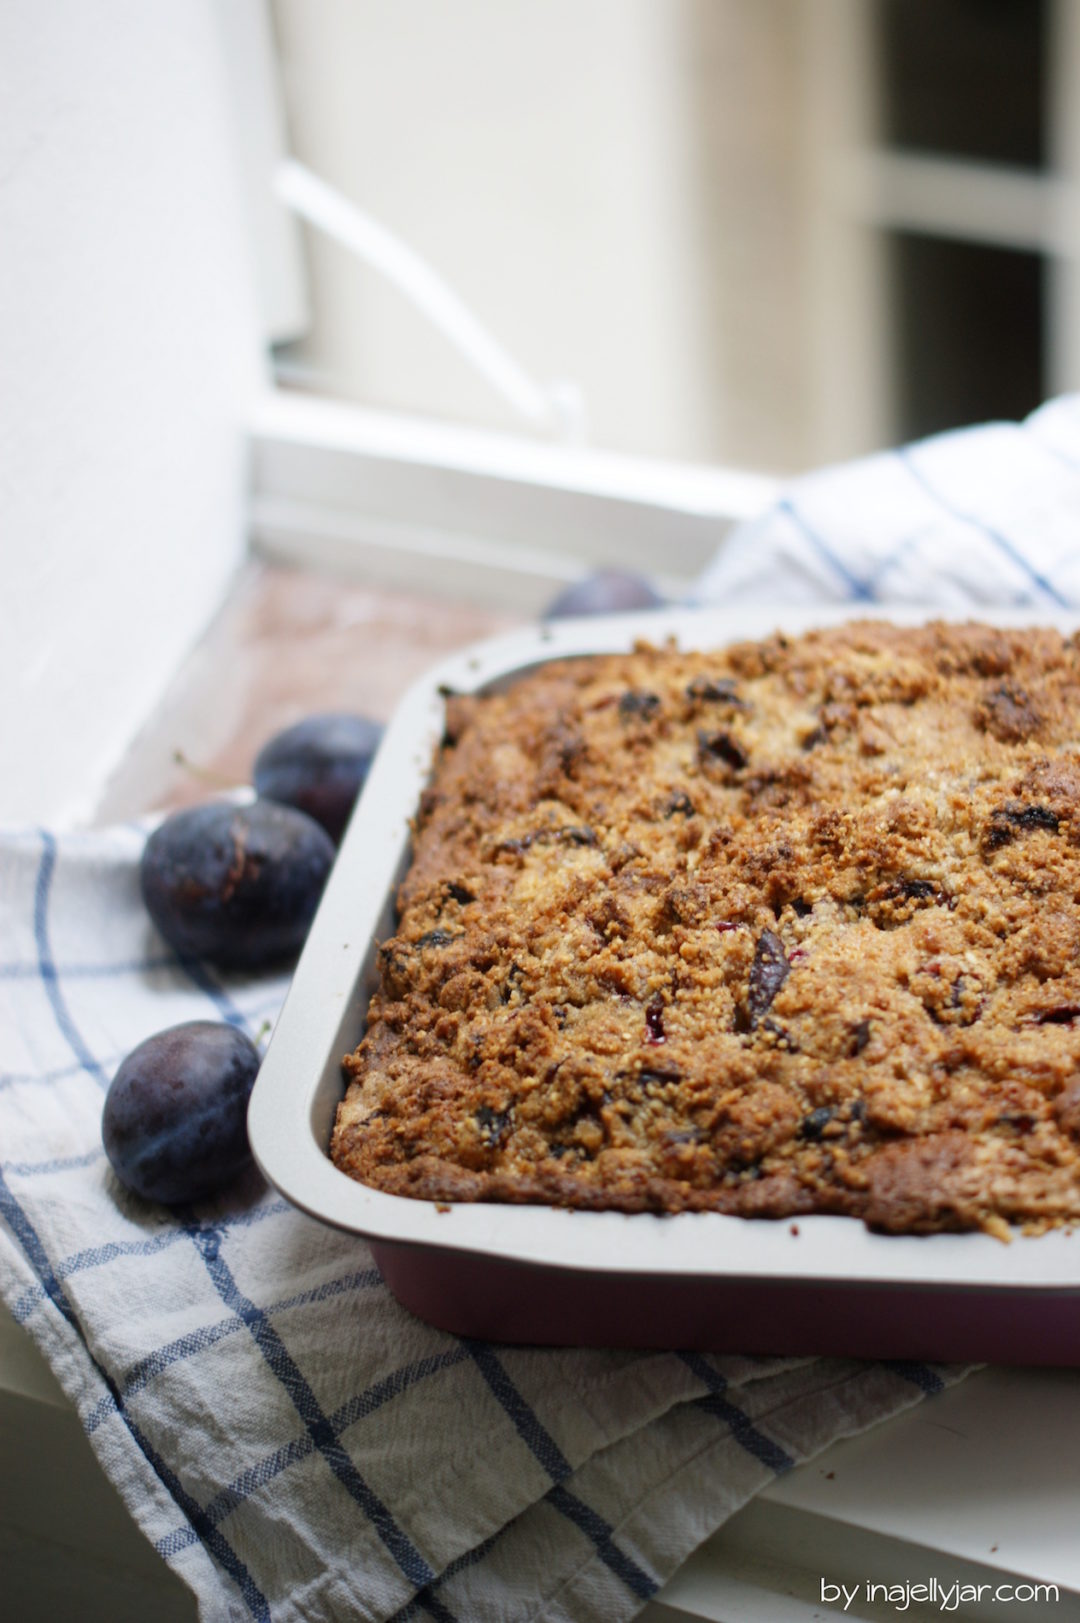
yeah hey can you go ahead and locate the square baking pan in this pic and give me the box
[247,603,1080,1362]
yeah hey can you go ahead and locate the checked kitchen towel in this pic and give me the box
[695,393,1080,609]
[7,392,1080,1622]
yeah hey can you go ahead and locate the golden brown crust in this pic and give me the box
[330,620,1080,1234]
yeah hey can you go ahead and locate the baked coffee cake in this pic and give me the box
[331,620,1080,1234]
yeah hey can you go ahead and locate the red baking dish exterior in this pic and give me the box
[369,1241,1080,1363]
[247,606,1080,1364]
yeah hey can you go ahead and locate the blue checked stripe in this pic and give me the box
[680,1352,795,1473]
[384,1409,664,1618]
[0,990,282,1094]
[210,1347,471,1524]
[417,1593,462,1623]
[885,1359,945,1395]
[546,1483,658,1601]
[187,1223,437,1589]
[466,1342,659,1601]
[156,1345,472,1562]
[33,831,110,1090]
[466,1340,571,1479]
[116,1266,383,1405]
[777,498,876,601]
[326,1346,469,1446]
[400,1594,456,1623]
[11,1198,290,1323]
[3,1148,105,1176]
[0,951,287,988]
[173,952,256,1036]
[0,1166,270,1621]
[0,1054,124,1092]
[0,955,182,979]
[385,1528,504,1623]
[1037,440,1080,476]
[899,446,1071,607]
[863,524,933,593]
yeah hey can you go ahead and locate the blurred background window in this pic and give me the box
[889,234,1043,443]
[878,0,1046,167]
[877,0,1050,442]
[266,0,1080,473]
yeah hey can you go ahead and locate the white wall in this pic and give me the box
[0,1,264,825]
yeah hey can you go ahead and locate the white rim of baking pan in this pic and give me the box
[248,602,1080,1290]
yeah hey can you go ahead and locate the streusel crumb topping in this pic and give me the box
[331,621,1080,1234]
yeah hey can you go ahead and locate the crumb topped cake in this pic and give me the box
[330,620,1080,1235]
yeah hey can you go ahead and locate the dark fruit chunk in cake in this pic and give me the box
[746,930,791,1027]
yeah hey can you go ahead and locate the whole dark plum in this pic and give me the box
[253,712,384,844]
[141,801,335,969]
[543,570,665,619]
[102,1021,259,1204]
